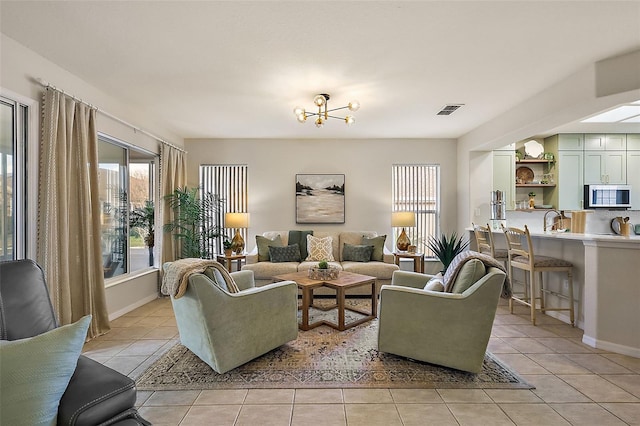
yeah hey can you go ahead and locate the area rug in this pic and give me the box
[136,300,532,391]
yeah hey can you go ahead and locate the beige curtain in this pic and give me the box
[160,143,187,264]
[37,89,110,338]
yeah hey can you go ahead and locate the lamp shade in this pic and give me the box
[225,212,249,228]
[391,211,415,228]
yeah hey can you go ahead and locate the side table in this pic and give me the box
[216,253,246,272]
[393,252,425,273]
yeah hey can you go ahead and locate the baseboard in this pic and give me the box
[108,294,159,321]
[582,334,640,358]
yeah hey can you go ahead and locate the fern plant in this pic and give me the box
[163,186,225,259]
[426,232,470,273]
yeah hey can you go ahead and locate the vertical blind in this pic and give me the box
[200,164,248,255]
[392,164,440,256]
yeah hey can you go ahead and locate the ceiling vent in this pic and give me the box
[437,104,464,116]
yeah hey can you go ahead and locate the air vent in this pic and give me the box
[437,104,464,116]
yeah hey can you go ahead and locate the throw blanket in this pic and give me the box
[443,251,512,299]
[161,259,239,299]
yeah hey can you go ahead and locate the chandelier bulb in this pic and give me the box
[297,113,307,123]
[313,94,327,107]
[345,115,355,125]
[293,106,305,116]
[348,100,360,111]
[315,117,324,128]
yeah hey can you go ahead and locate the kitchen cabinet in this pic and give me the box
[584,134,626,151]
[557,134,584,150]
[493,150,515,210]
[627,134,640,150]
[584,151,626,184]
[628,150,640,209]
[556,151,584,210]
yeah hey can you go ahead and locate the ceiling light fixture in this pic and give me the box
[293,94,360,128]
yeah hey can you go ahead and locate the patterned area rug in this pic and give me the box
[136,300,532,390]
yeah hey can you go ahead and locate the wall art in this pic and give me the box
[295,174,345,224]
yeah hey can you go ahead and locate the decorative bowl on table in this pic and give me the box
[308,265,340,280]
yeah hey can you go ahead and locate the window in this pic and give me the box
[98,134,157,279]
[392,164,440,256]
[0,95,28,261]
[200,164,248,255]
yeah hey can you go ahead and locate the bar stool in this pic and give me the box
[502,224,575,326]
[472,223,509,267]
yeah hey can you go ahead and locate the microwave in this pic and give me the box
[584,184,631,209]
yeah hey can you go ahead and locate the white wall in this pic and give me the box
[1,34,181,317]
[185,138,459,250]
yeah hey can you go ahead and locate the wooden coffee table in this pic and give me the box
[273,270,377,331]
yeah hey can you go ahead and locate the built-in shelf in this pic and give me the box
[516,159,555,164]
[516,184,556,187]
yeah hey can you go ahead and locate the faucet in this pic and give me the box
[544,210,562,232]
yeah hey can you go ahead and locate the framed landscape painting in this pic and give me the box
[296,174,345,224]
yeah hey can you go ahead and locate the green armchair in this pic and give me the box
[170,268,298,374]
[377,267,506,373]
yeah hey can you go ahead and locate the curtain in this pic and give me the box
[37,89,110,339]
[160,143,187,264]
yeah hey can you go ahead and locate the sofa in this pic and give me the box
[242,230,400,294]
[0,259,150,425]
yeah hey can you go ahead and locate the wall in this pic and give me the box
[0,34,182,318]
[185,138,458,251]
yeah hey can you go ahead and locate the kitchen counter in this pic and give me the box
[468,228,640,358]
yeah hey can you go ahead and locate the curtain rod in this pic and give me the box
[35,77,186,154]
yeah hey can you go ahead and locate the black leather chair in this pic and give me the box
[0,259,150,426]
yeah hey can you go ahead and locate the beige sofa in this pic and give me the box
[242,230,400,294]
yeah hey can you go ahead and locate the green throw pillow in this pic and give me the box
[256,234,283,261]
[287,230,313,260]
[362,235,386,261]
[269,244,302,263]
[0,315,92,426]
[342,243,374,262]
[450,259,486,293]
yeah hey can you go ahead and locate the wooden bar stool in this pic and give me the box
[502,224,575,326]
[472,223,509,267]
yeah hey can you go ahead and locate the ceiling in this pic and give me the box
[1,1,640,141]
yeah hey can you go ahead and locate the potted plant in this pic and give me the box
[130,200,155,266]
[223,239,233,256]
[426,232,470,273]
[163,186,225,259]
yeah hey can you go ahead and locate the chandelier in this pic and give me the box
[293,94,360,128]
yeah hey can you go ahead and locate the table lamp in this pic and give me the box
[391,211,415,252]
[225,212,249,254]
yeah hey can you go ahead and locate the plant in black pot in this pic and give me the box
[426,232,470,274]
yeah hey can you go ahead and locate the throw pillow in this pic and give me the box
[342,243,374,262]
[0,315,91,426]
[269,244,302,263]
[256,234,283,262]
[362,235,386,261]
[306,235,335,261]
[424,273,445,291]
[287,230,313,260]
[449,259,486,294]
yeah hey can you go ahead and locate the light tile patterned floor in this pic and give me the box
[83,298,640,425]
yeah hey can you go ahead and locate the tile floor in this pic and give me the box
[82,298,640,425]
